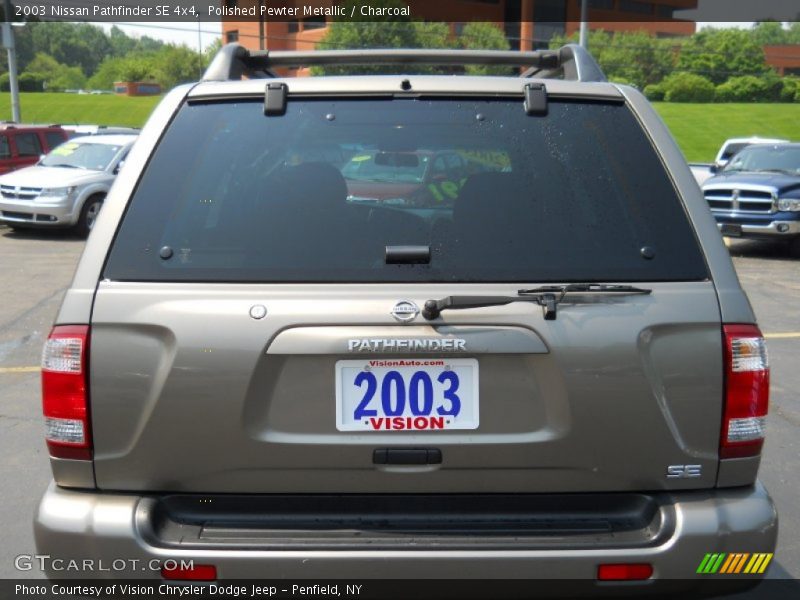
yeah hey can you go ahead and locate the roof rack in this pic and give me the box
[202,44,606,83]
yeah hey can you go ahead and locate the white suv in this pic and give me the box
[0,134,137,236]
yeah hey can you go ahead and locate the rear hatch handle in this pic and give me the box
[422,284,652,321]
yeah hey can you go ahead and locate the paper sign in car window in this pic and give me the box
[457,150,511,170]
[51,142,79,157]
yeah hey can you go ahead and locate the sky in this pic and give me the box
[96,22,223,52]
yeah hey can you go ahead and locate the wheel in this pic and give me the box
[75,195,104,237]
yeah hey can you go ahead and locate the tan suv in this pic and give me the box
[33,45,776,597]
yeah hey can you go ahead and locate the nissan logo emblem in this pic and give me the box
[391,301,419,323]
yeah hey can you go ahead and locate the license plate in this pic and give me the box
[721,223,742,237]
[335,358,479,431]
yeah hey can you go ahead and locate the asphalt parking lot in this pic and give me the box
[0,227,798,590]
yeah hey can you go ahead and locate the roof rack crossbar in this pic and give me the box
[202,44,607,83]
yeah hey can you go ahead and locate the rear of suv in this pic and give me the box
[34,45,777,596]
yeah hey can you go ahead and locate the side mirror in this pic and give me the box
[709,163,719,174]
[113,160,125,175]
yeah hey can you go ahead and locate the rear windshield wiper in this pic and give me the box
[422,284,652,321]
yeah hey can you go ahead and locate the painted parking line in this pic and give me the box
[764,332,800,340]
[0,366,40,374]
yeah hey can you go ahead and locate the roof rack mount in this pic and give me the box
[202,44,607,83]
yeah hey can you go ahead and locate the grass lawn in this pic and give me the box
[1,94,798,163]
[0,92,161,129]
[653,103,800,163]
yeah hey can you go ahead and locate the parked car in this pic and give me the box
[33,44,775,596]
[342,149,490,206]
[0,134,137,236]
[690,136,789,186]
[703,142,800,255]
[0,124,69,175]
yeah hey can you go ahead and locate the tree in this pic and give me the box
[549,30,675,89]
[661,72,715,102]
[87,55,157,91]
[24,52,62,79]
[87,57,126,91]
[89,46,204,92]
[108,26,137,57]
[13,21,166,77]
[676,28,768,85]
[133,35,167,54]
[118,55,158,83]
[153,46,205,89]
[24,52,87,91]
[204,38,223,67]
[716,75,775,102]
[643,82,666,101]
[412,21,452,50]
[47,66,86,91]
[29,22,113,76]
[779,76,800,103]
[312,0,449,74]
[456,22,510,75]
[789,22,800,44]
[751,21,789,46]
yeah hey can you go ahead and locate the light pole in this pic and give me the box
[2,0,20,122]
[258,1,265,50]
[579,0,589,49]
[197,18,203,79]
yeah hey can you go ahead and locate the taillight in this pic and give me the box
[721,324,769,459]
[41,325,91,460]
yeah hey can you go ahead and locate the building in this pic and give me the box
[221,0,697,64]
[763,45,800,77]
[113,82,162,96]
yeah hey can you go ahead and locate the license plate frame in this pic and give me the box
[335,358,479,432]
[720,223,743,237]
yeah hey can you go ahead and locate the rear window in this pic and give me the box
[104,98,707,283]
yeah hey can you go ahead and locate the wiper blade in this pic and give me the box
[518,283,652,295]
[756,168,794,175]
[422,284,651,321]
[45,163,79,169]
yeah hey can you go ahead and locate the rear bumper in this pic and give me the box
[34,482,777,595]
